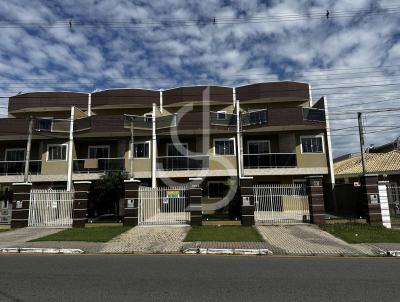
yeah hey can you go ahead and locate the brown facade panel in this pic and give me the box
[268,107,324,127]
[237,82,309,102]
[91,89,159,108]
[89,115,127,133]
[0,118,29,136]
[9,92,88,112]
[163,86,233,106]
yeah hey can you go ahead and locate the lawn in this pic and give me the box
[0,228,9,233]
[319,223,400,243]
[31,226,131,242]
[184,226,264,242]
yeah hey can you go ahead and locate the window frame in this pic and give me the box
[207,181,228,199]
[246,140,271,154]
[300,135,325,154]
[4,148,26,161]
[87,145,110,159]
[46,143,68,162]
[213,138,236,156]
[166,143,188,157]
[143,113,153,123]
[129,141,150,159]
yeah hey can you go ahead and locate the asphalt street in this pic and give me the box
[0,255,399,302]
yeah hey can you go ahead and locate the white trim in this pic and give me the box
[167,143,188,156]
[129,141,151,159]
[216,111,227,120]
[4,148,26,161]
[300,135,325,154]
[46,143,68,161]
[207,180,227,199]
[213,137,236,156]
[246,140,271,154]
[87,145,110,159]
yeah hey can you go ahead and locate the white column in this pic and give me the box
[378,182,391,228]
[151,103,157,188]
[88,93,92,116]
[67,107,75,192]
[324,96,335,185]
[159,90,163,113]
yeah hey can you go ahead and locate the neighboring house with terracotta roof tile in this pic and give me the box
[334,150,400,185]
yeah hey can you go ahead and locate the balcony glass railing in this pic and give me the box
[303,108,325,122]
[0,160,41,175]
[241,109,268,126]
[73,158,125,173]
[210,112,237,126]
[157,155,209,171]
[243,153,296,168]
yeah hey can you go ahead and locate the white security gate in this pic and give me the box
[387,185,400,227]
[138,186,189,225]
[28,189,74,227]
[253,184,310,224]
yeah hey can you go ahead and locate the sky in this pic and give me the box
[0,0,399,157]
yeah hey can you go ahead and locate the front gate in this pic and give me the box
[138,186,189,225]
[28,189,74,227]
[253,184,310,224]
[387,185,400,227]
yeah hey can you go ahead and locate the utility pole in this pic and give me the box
[357,112,367,175]
[130,120,134,179]
[23,117,33,183]
[67,107,75,191]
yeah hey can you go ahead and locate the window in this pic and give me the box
[208,181,228,198]
[144,113,152,123]
[36,118,52,131]
[47,144,67,161]
[132,142,150,158]
[214,139,235,155]
[167,143,188,156]
[5,149,25,161]
[217,111,227,120]
[301,136,324,153]
[88,146,110,159]
[247,141,270,154]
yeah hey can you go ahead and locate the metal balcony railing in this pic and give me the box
[157,155,209,171]
[0,160,41,175]
[73,158,125,173]
[241,109,268,126]
[243,153,297,168]
[303,108,326,122]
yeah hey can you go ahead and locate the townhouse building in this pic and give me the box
[0,81,334,217]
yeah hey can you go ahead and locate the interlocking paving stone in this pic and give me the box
[101,225,190,253]
[256,224,379,256]
[181,241,272,251]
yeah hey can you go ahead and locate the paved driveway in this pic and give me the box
[101,225,190,253]
[256,224,378,256]
[0,227,63,248]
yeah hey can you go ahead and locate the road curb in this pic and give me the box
[0,248,84,254]
[182,248,272,255]
[382,250,400,257]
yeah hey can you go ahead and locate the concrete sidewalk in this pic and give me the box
[0,227,64,249]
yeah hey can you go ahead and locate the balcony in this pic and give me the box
[73,158,125,173]
[157,155,209,171]
[210,111,236,127]
[303,108,325,122]
[0,160,41,175]
[243,153,297,168]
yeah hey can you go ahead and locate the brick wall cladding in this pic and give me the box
[240,178,255,226]
[306,176,326,224]
[73,182,91,228]
[189,187,202,226]
[10,183,32,228]
[123,180,139,226]
[360,175,382,225]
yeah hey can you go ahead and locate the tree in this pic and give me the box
[89,171,127,218]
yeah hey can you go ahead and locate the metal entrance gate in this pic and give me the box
[387,185,400,227]
[253,184,310,224]
[28,189,74,227]
[138,186,189,225]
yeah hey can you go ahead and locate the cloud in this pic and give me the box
[0,0,399,156]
